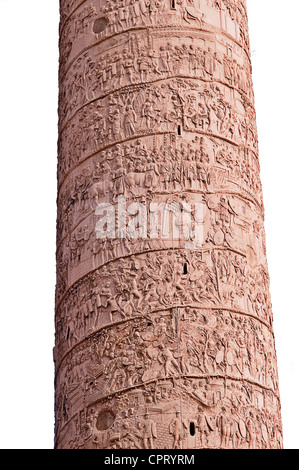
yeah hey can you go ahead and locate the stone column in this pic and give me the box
[55,0,283,449]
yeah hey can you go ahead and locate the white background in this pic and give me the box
[0,0,298,449]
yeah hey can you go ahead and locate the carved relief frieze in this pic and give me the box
[56,0,283,449]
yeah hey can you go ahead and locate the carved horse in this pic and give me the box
[124,172,147,196]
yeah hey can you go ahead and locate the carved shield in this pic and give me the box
[142,369,155,383]
[239,420,247,439]
[146,346,159,360]
[214,229,225,245]
[207,196,218,210]
[206,415,215,431]
[261,424,268,443]
[152,421,157,439]
[226,350,234,366]
[216,349,224,364]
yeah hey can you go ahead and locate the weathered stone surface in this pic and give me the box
[55,0,283,449]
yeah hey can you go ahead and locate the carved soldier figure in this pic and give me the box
[158,345,180,376]
[122,49,136,83]
[246,412,257,449]
[141,413,157,449]
[124,104,137,136]
[169,411,188,449]
[91,281,102,329]
[217,407,233,448]
[120,421,143,449]
[197,406,213,447]
[137,51,151,82]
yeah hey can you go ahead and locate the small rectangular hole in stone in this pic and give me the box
[190,422,195,436]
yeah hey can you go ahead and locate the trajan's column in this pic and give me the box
[55,0,283,449]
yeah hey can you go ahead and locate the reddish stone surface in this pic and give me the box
[55,0,283,449]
